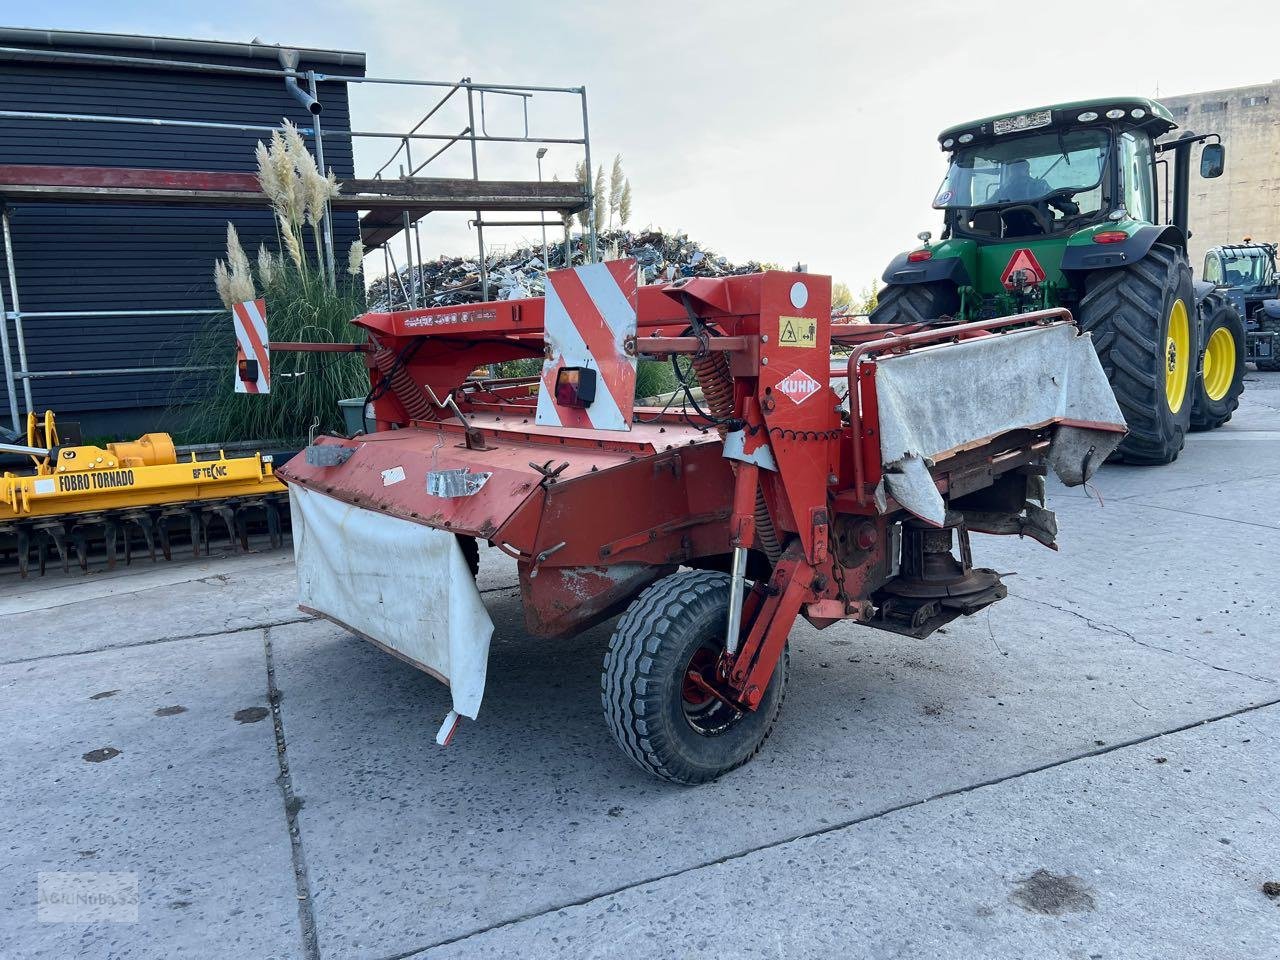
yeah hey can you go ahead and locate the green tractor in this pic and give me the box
[873,98,1246,464]
[1202,240,1280,371]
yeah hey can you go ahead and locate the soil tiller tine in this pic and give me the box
[216,503,241,553]
[156,511,173,562]
[187,507,203,558]
[103,516,120,570]
[16,525,30,579]
[45,522,71,573]
[133,512,158,563]
[122,516,135,567]
[72,527,88,571]
[265,499,282,549]
[234,503,250,552]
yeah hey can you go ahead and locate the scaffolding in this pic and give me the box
[0,48,595,432]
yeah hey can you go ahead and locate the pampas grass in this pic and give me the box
[176,119,366,445]
[176,253,367,445]
[255,119,340,287]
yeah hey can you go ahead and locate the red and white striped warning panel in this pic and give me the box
[536,259,637,431]
[232,298,270,394]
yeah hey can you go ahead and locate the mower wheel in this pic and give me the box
[868,282,960,325]
[1078,243,1196,465]
[1191,293,1245,431]
[601,570,788,784]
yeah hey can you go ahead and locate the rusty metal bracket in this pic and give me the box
[425,383,488,450]
[529,459,571,486]
[598,508,729,559]
[528,540,566,579]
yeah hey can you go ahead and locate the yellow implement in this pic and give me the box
[1,411,287,577]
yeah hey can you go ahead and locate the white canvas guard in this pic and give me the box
[870,324,1126,525]
[288,484,494,720]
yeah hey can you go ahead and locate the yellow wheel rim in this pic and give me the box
[1202,325,1236,402]
[1165,299,1190,414]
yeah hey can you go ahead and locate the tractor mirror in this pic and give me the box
[1200,143,1225,179]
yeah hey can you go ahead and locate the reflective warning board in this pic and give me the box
[1000,248,1047,288]
[233,298,270,394]
[536,259,638,431]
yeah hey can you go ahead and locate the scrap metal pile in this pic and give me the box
[368,229,771,310]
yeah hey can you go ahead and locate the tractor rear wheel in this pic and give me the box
[868,282,960,325]
[1191,294,1245,431]
[1078,243,1196,465]
[601,570,787,784]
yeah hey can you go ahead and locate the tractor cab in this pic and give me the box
[932,100,1175,242]
[1204,242,1278,294]
[1203,241,1280,370]
[874,96,1244,467]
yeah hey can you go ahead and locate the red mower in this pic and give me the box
[276,260,1125,783]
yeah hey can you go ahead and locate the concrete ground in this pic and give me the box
[3,375,1280,960]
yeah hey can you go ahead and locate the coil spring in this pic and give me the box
[373,344,437,423]
[754,485,782,564]
[691,349,783,564]
[691,351,735,434]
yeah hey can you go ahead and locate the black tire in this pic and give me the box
[1191,293,1245,431]
[1257,358,1280,372]
[1078,243,1197,465]
[869,281,960,325]
[457,534,479,578]
[601,570,788,784]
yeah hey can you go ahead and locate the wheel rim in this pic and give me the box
[681,645,742,736]
[1202,326,1235,402]
[1165,299,1190,414]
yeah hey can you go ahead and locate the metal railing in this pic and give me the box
[0,54,595,431]
[322,72,595,304]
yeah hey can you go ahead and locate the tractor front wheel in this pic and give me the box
[868,281,960,326]
[601,571,788,784]
[1191,294,1245,431]
[1078,243,1196,465]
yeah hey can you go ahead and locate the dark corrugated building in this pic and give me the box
[0,27,365,436]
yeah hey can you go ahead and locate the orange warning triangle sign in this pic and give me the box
[1000,248,1047,288]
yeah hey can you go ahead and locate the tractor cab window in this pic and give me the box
[1119,131,1155,223]
[935,129,1109,239]
[1203,253,1223,285]
[1219,249,1274,291]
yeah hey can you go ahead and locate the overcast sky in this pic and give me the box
[10,0,1280,288]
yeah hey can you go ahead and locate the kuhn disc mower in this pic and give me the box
[276,260,1126,783]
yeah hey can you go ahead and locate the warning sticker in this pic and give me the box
[778,316,817,348]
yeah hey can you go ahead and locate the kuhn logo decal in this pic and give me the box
[776,368,821,404]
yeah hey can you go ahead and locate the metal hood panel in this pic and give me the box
[277,428,546,544]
